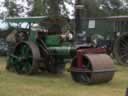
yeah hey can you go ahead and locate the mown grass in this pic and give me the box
[0,57,127,96]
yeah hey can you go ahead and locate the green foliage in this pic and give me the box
[82,0,102,17]
[31,0,74,17]
[3,0,128,18]
[31,0,44,16]
[4,0,18,17]
[99,0,128,16]
[31,0,62,16]
[44,0,60,16]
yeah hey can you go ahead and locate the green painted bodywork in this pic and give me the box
[6,16,67,23]
[48,46,76,58]
[6,16,76,64]
[6,16,48,23]
[29,31,37,42]
[45,35,61,46]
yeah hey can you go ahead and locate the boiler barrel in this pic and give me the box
[48,46,76,58]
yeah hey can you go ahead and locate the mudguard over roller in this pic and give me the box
[71,54,115,84]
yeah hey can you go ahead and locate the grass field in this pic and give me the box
[0,57,127,96]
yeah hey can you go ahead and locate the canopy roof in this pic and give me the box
[6,16,68,24]
[86,16,128,21]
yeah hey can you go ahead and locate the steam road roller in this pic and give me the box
[5,0,115,84]
[5,16,115,84]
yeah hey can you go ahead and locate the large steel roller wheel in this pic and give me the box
[113,33,128,65]
[71,54,115,84]
[7,41,40,74]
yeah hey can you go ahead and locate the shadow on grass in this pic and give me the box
[6,69,69,80]
[34,71,68,79]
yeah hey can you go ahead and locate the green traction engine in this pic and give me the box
[6,16,115,84]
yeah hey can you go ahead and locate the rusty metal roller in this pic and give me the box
[71,54,115,84]
[84,54,115,84]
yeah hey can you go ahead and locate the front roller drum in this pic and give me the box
[71,54,115,84]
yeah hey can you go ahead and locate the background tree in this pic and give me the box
[31,0,43,16]
[83,0,104,17]
[99,0,128,16]
[31,0,74,17]
[4,0,33,17]
[2,0,128,18]
[4,0,18,17]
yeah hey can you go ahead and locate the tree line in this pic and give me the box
[0,0,128,18]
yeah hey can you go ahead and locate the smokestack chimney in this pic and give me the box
[75,0,84,41]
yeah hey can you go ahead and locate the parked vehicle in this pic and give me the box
[83,16,128,65]
[5,0,115,85]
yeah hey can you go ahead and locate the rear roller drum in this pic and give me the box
[71,54,115,84]
[6,41,40,74]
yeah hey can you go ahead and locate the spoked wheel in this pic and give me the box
[113,33,128,65]
[71,54,115,84]
[7,41,40,74]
